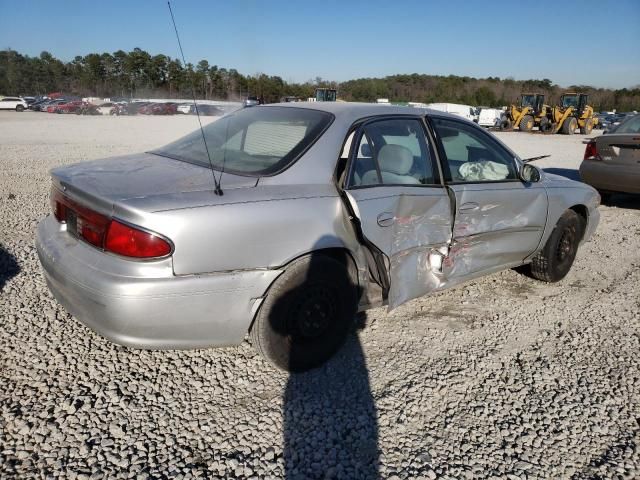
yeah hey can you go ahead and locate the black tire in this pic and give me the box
[529,210,583,283]
[16,105,24,112]
[562,117,577,135]
[499,117,512,131]
[580,118,593,135]
[539,117,552,133]
[249,254,357,372]
[519,114,534,132]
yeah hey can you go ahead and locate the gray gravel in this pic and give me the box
[1,112,639,479]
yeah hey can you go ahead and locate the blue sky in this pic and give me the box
[1,0,639,88]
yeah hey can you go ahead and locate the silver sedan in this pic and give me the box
[36,103,600,372]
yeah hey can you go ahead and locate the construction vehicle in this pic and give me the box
[499,93,552,132]
[313,88,337,102]
[549,93,598,135]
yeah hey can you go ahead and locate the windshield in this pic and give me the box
[153,106,333,176]
[562,95,578,108]
[520,95,535,107]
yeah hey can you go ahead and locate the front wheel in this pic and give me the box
[562,117,577,135]
[499,117,512,131]
[529,210,583,282]
[539,117,552,133]
[519,114,534,132]
[249,254,357,372]
[16,105,24,112]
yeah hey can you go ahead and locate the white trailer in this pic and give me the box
[426,103,476,122]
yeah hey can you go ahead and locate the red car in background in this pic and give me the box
[138,102,177,115]
[44,100,68,113]
[54,101,84,114]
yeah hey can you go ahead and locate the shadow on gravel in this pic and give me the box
[543,168,581,181]
[0,243,20,292]
[600,193,640,211]
[275,247,379,479]
[283,330,378,479]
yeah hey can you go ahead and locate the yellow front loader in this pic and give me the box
[549,93,598,135]
[499,93,552,132]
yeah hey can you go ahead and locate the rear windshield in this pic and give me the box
[152,106,333,176]
[615,115,640,134]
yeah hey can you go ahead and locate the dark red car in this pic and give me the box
[55,101,84,114]
[138,102,177,115]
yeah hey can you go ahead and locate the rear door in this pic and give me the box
[343,116,453,308]
[429,116,548,277]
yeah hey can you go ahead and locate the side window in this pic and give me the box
[349,118,437,187]
[432,118,518,183]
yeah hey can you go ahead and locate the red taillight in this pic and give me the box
[105,220,172,258]
[50,187,171,259]
[584,141,600,161]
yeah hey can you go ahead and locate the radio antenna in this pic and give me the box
[167,1,223,196]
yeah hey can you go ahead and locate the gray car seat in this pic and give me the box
[360,144,420,185]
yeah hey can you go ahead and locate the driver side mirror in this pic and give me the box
[520,163,541,183]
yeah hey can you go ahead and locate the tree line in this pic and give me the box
[1,48,638,111]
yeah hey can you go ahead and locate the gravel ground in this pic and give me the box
[1,111,639,479]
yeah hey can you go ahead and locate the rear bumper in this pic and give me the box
[580,161,640,194]
[36,215,282,349]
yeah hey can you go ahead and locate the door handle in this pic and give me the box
[458,202,480,213]
[377,212,395,227]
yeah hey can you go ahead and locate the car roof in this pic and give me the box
[263,101,465,123]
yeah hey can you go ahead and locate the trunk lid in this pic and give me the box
[596,133,640,166]
[51,152,258,213]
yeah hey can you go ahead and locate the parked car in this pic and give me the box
[477,108,503,127]
[125,102,149,115]
[55,100,85,114]
[243,96,261,107]
[176,103,192,114]
[580,113,640,200]
[0,96,28,111]
[150,102,177,115]
[95,102,118,115]
[30,98,54,111]
[179,104,225,116]
[36,103,600,372]
[45,100,69,113]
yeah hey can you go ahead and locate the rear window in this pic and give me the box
[615,115,640,134]
[153,106,333,176]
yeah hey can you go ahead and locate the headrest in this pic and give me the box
[378,144,413,175]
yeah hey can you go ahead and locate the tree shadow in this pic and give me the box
[269,246,379,479]
[0,243,20,292]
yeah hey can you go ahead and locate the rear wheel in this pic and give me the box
[562,117,577,135]
[16,105,24,112]
[519,114,534,132]
[580,118,593,134]
[249,254,357,372]
[529,210,583,282]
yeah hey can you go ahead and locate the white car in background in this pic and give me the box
[95,102,121,115]
[426,103,476,122]
[177,103,193,114]
[0,97,28,111]
[477,108,504,127]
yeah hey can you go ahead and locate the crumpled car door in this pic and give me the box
[345,187,452,309]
